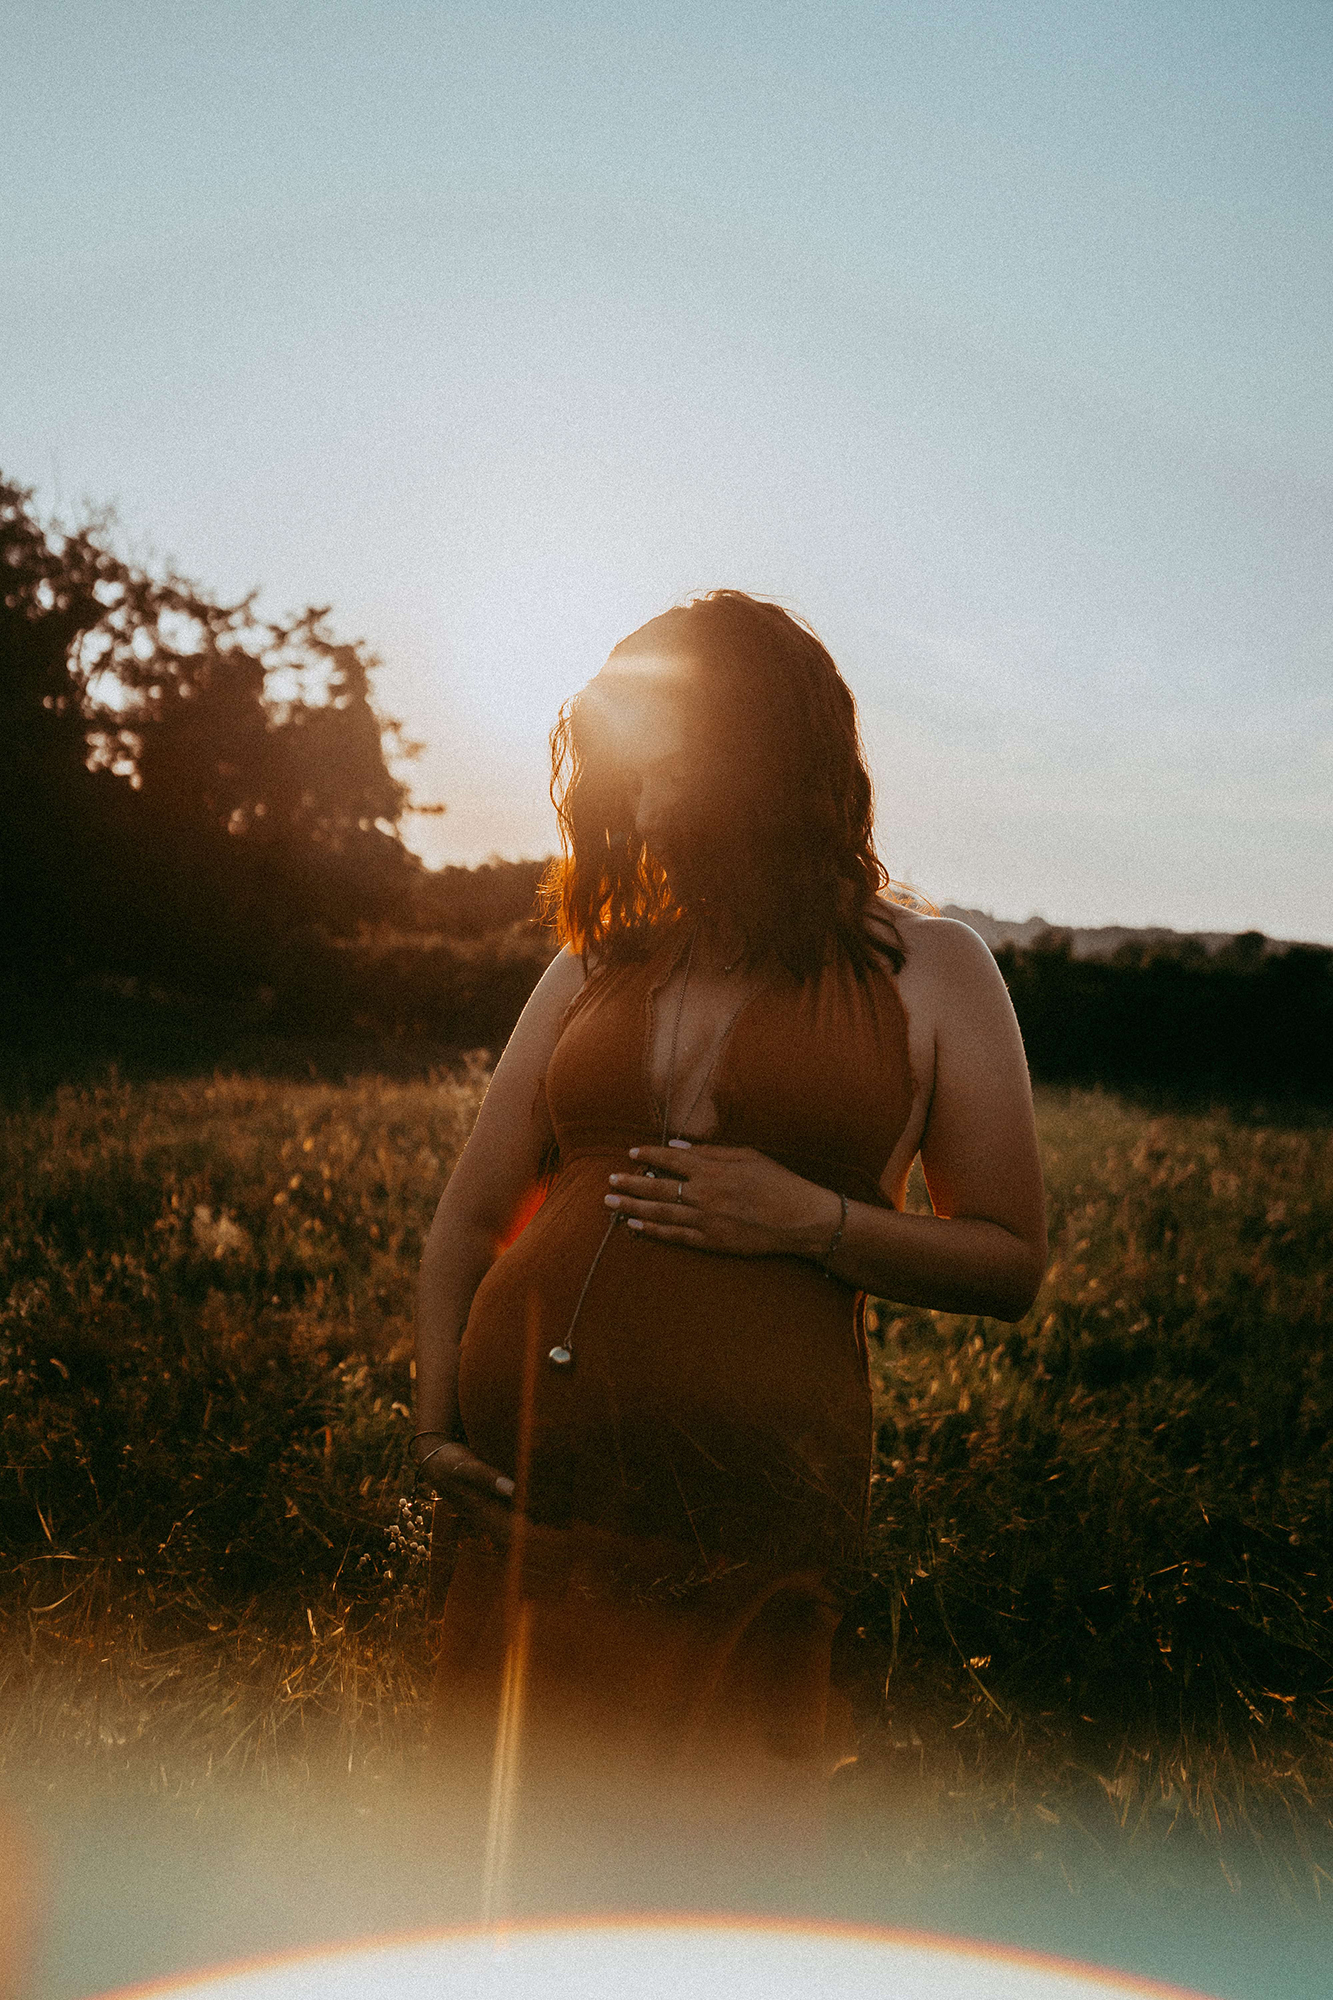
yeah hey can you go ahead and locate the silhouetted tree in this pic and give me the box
[1,475,423,994]
[0,478,137,973]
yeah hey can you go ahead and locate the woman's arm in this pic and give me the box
[826,918,1047,1318]
[605,921,1047,1323]
[415,946,587,1493]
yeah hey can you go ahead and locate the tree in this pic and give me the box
[0,474,425,992]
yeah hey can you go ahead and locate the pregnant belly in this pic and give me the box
[456,1160,871,1563]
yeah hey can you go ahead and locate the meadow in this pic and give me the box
[2,1067,1330,1916]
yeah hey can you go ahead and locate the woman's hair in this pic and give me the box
[541,590,924,979]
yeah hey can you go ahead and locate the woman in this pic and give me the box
[414,591,1047,1898]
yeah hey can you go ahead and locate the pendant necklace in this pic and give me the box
[547,926,748,1370]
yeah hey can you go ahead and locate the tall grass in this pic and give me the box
[2,1073,1330,1882]
[868,1096,1332,1725]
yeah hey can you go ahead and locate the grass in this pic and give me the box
[2,1070,1331,1912]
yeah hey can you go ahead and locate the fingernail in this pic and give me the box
[608,1173,622,1184]
[668,1138,692,1149]
[627,1217,644,1230]
[604,1193,620,1207]
[628,1147,640,1158]
[495,1476,515,1497]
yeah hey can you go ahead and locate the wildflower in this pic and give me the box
[191,1205,253,1260]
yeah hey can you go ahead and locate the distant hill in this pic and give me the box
[938,906,1286,961]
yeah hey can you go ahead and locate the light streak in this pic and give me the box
[480,1289,543,1922]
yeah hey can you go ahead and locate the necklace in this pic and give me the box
[546,925,748,1371]
[658,927,751,1143]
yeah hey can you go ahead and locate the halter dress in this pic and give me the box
[428,930,915,1871]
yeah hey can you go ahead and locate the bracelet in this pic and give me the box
[821,1192,849,1272]
[411,1439,457,1495]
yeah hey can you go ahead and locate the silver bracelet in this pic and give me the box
[821,1192,849,1271]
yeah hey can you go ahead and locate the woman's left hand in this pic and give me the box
[605,1142,843,1259]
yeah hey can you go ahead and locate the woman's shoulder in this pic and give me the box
[502,944,588,1044]
[866,898,1003,989]
[541,942,594,997]
[536,936,644,1033]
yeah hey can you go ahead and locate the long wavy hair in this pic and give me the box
[541,590,924,980]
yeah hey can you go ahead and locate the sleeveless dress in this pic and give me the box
[429,932,914,1880]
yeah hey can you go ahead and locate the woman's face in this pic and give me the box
[592,651,702,866]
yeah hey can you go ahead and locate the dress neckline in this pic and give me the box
[639,930,769,1144]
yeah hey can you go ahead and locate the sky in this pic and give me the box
[3,1,1330,939]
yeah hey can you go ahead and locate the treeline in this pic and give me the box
[10,899,1329,1109]
[998,930,1333,1106]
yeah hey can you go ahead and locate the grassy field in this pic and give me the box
[2,1068,1330,1914]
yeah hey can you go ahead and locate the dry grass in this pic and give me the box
[2,1596,430,1807]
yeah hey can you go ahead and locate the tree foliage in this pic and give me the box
[1,475,423,993]
[996,930,1333,1106]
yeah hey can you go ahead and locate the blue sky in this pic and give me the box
[4,1,1330,936]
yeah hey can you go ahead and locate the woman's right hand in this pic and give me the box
[417,1441,519,1548]
[417,1439,515,1504]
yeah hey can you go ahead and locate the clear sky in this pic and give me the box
[4,1,1330,938]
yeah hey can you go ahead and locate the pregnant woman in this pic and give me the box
[414,591,1047,1903]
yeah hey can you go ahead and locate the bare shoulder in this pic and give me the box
[891,909,1002,984]
[870,905,1015,1060]
[541,941,591,996]
[865,900,991,975]
[483,944,585,1072]
[518,942,588,1025]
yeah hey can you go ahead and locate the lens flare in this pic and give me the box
[92,1917,1223,2000]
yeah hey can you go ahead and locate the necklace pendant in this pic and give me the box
[547,1344,574,1369]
